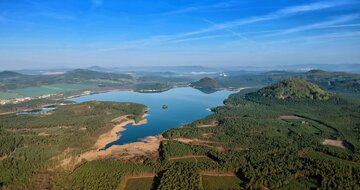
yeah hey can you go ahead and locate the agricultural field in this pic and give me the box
[123,177,154,190]
[13,83,98,97]
[201,175,243,190]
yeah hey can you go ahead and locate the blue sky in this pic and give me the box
[0,0,360,69]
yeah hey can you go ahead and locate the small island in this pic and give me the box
[162,104,168,109]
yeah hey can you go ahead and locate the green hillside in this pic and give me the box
[190,77,225,89]
[257,78,331,100]
[218,70,360,95]
[300,70,360,93]
[160,80,360,189]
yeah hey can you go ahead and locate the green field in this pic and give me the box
[279,177,319,190]
[201,175,243,190]
[0,83,99,99]
[123,177,154,190]
[13,83,98,97]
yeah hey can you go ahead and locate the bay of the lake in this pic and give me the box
[70,87,235,148]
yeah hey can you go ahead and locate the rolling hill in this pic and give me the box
[256,78,332,100]
[190,77,225,89]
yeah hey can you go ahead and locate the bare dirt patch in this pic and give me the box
[174,138,214,145]
[322,139,347,149]
[38,132,50,137]
[202,133,212,138]
[215,146,226,152]
[169,155,208,161]
[27,172,51,190]
[279,115,301,120]
[197,121,219,128]
[201,170,236,176]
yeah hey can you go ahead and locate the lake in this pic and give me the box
[70,87,235,148]
[16,106,56,115]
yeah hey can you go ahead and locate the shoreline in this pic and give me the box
[60,112,156,169]
[94,113,149,150]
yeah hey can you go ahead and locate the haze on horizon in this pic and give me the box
[0,0,360,70]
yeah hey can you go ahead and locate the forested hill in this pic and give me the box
[256,78,331,100]
[0,71,24,80]
[190,77,225,89]
[0,69,133,90]
[300,70,360,93]
[62,69,132,81]
[218,70,360,94]
[160,78,360,189]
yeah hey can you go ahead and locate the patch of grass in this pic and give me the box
[13,83,98,97]
[124,177,154,190]
[279,177,319,190]
[201,175,243,190]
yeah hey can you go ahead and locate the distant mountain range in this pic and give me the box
[1,67,359,96]
[227,64,360,73]
[8,64,360,75]
[0,69,132,90]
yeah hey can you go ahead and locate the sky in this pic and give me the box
[0,0,360,69]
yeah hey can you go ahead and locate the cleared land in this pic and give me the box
[13,83,97,97]
[201,174,243,190]
[169,155,209,161]
[122,174,155,190]
[279,115,301,120]
[322,139,347,149]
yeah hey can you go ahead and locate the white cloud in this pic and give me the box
[96,1,353,51]
[154,1,237,15]
[276,1,351,15]
[267,14,360,36]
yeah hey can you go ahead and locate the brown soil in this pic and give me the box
[174,138,215,145]
[201,133,212,138]
[279,115,301,120]
[197,121,219,128]
[38,132,50,137]
[58,113,157,170]
[322,139,347,149]
[169,155,208,161]
[200,170,236,176]
[27,173,51,190]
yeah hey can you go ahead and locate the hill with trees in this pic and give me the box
[218,70,360,95]
[256,78,332,100]
[190,77,225,89]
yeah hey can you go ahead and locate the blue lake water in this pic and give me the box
[70,87,235,148]
[16,107,56,115]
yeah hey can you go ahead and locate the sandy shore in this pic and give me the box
[60,113,162,169]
